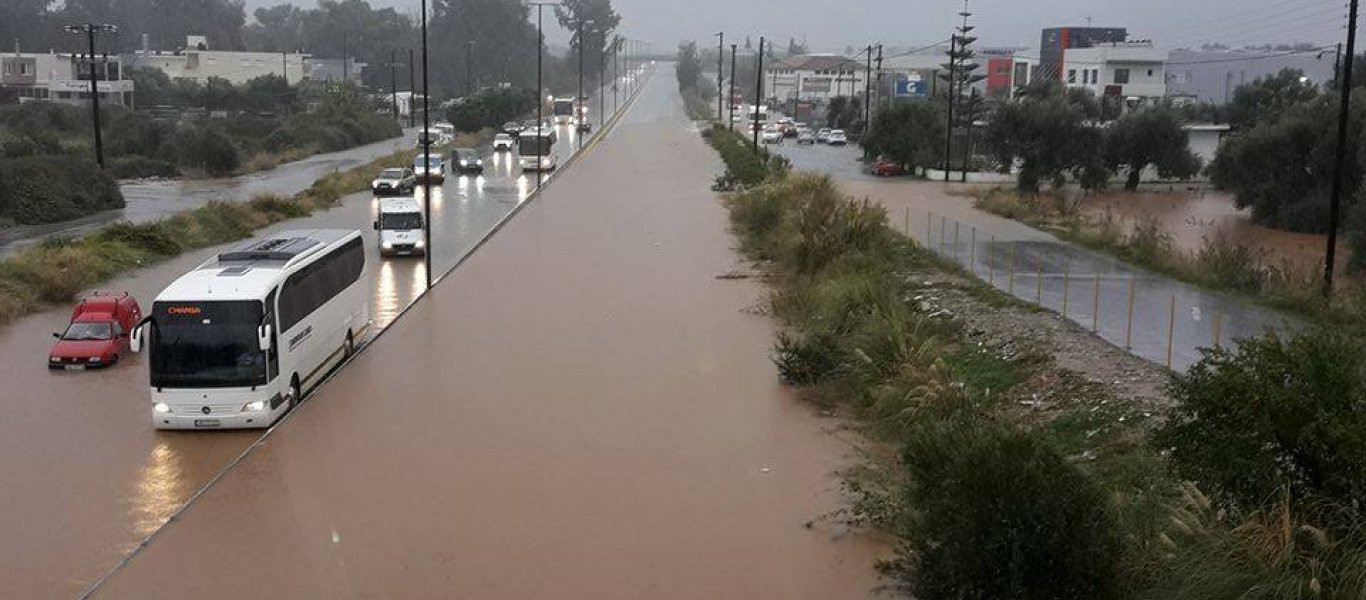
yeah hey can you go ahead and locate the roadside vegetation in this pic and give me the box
[707,126,1366,598]
[0,128,488,327]
[676,40,718,121]
[444,87,538,132]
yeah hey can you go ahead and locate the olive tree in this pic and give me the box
[1105,106,1201,191]
[983,83,1107,193]
[860,100,945,172]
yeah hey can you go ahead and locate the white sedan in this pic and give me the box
[760,128,784,144]
[493,133,515,152]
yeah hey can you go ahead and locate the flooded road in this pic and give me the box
[775,142,1295,372]
[0,77,626,598]
[0,130,421,257]
[86,65,886,599]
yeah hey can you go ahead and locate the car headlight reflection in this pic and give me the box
[153,402,171,414]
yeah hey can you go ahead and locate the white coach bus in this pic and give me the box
[131,230,370,430]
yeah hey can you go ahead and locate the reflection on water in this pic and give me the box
[131,440,187,539]
[373,259,426,329]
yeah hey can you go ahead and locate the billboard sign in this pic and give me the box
[801,77,832,93]
[895,78,927,97]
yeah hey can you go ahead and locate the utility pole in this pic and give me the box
[716,31,725,121]
[875,44,883,109]
[863,44,872,133]
[597,29,606,127]
[728,43,737,131]
[389,49,400,120]
[942,34,957,181]
[577,19,591,131]
[65,23,116,168]
[1325,0,1359,295]
[342,33,349,83]
[753,36,765,149]
[408,48,416,128]
[613,39,620,114]
[282,52,288,82]
[420,0,432,290]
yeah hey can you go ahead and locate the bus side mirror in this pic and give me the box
[373,220,379,231]
[258,324,273,352]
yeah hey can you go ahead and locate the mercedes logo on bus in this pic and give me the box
[201,406,211,415]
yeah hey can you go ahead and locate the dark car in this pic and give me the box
[452,148,484,174]
[371,167,416,195]
[501,121,524,135]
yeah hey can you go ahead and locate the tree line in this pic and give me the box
[4,0,621,100]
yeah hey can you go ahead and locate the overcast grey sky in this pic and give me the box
[246,0,1351,52]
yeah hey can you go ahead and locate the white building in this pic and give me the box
[1,52,134,106]
[129,36,313,86]
[767,54,866,102]
[1063,41,1166,104]
[1184,123,1231,165]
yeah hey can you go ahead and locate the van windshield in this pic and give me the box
[379,212,423,230]
[63,322,112,341]
[149,301,266,389]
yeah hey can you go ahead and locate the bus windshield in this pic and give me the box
[379,212,423,230]
[553,100,574,116]
[149,300,267,389]
[519,135,553,155]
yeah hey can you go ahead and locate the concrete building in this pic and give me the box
[1039,26,1128,82]
[302,58,366,86]
[982,48,1035,98]
[766,54,865,102]
[1165,48,1336,104]
[129,36,313,86]
[1184,123,1231,165]
[1063,42,1167,105]
[1,51,134,106]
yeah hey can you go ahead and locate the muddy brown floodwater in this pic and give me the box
[87,67,888,598]
[1080,188,1351,276]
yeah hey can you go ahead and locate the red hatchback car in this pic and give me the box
[49,292,142,370]
[870,156,905,177]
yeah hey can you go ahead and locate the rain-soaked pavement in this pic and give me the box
[773,141,1296,371]
[0,73,632,598]
[75,64,885,598]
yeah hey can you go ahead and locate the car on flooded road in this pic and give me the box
[371,167,416,195]
[451,148,484,174]
[827,129,848,146]
[869,156,904,177]
[493,133,515,152]
[50,292,142,369]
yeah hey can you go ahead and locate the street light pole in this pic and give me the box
[577,19,592,136]
[716,31,724,121]
[65,23,116,168]
[420,0,433,290]
[529,2,558,188]
[1325,0,1359,295]
[408,48,416,128]
[753,36,765,150]
[466,41,477,96]
[595,28,606,128]
[613,39,620,114]
[389,49,399,120]
[728,43,737,131]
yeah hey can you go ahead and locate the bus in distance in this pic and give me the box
[552,96,576,125]
[518,127,558,172]
[130,230,371,430]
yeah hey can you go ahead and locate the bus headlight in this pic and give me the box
[243,400,266,411]
[414,239,426,248]
[381,241,394,249]
[153,402,171,414]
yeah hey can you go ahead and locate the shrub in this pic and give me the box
[0,156,124,225]
[1158,329,1366,511]
[709,125,787,190]
[1195,230,1266,293]
[93,222,182,256]
[248,193,311,219]
[892,416,1123,600]
[174,125,240,176]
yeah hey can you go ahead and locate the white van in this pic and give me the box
[373,198,426,257]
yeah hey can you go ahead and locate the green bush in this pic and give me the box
[1158,329,1366,511]
[0,156,124,225]
[709,125,787,190]
[93,222,183,256]
[446,87,537,133]
[894,417,1122,600]
[174,125,240,176]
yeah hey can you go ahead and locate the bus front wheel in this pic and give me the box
[290,377,302,411]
